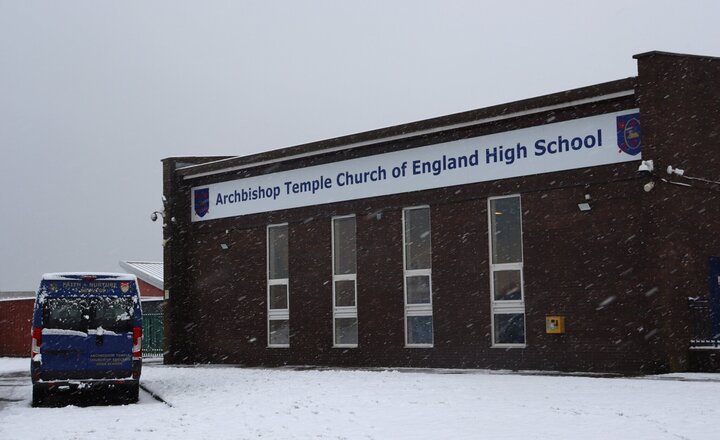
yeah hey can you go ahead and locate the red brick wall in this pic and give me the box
[137,279,163,298]
[0,299,33,357]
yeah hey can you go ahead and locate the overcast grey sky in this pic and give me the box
[1,1,719,290]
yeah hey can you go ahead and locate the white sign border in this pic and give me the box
[192,109,640,221]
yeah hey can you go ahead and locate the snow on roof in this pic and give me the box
[119,261,164,290]
[0,291,35,301]
[42,273,137,282]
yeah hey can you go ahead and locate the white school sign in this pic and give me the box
[191,109,641,221]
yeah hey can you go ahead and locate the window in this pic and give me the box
[267,224,289,347]
[332,215,358,347]
[92,297,134,333]
[403,206,433,346]
[488,195,526,346]
[43,297,134,333]
[44,298,86,331]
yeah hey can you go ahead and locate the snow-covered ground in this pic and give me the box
[1,357,718,440]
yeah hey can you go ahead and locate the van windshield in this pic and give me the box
[43,297,134,333]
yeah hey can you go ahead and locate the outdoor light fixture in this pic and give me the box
[150,210,165,222]
[637,160,654,174]
[577,194,592,212]
[152,196,174,248]
[638,160,656,192]
[667,165,685,176]
[636,160,709,193]
[220,243,229,250]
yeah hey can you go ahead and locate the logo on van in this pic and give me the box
[120,282,130,293]
[616,113,641,156]
[194,188,210,218]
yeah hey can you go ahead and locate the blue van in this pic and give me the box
[31,273,143,406]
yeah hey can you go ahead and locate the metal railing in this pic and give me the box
[142,312,164,357]
[688,297,719,349]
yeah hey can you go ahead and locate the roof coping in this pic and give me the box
[119,261,164,290]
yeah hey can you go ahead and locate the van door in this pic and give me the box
[86,297,134,376]
[41,297,89,377]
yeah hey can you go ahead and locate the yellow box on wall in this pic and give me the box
[546,316,565,334]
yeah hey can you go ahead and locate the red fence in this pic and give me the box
[0,299,33,357]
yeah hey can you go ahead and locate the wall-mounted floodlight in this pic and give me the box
[577,194,592,212]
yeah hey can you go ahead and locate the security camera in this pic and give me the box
[151,212,158,222]
[643,181,655,192]
[638,160,654,174]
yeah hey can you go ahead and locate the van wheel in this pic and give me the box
[31,385,45,407]
[121,383,139,404]
[130,383,139,403]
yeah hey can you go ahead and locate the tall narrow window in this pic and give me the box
[403,206,433,347]
[267,224,289,347]
[488,195,526,346]
[332,215,357,347]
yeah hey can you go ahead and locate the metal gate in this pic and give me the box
[689,297,719,347]
[142,312,164,357]
[689,256,720,348]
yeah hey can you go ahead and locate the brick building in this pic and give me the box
[162,51,720,374]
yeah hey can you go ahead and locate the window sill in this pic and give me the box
[491,343,526,349]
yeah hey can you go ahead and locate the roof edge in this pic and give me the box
[176,76,637,180]
[119,261,164,290]
[633,50,720,61]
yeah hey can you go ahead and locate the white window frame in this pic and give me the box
[402,206,434,348]
[267,223,290,348]
[488,195,526,348]
[332,215,358,348]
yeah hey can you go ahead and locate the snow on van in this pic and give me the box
[31,273,143,406]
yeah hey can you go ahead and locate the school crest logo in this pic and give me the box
[120,282,130,293]
[194,188,210,218]
[617,113,641,156]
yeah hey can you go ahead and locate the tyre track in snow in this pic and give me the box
[139,383,173,407]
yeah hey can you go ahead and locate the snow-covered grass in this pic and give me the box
[1,357,718,439]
